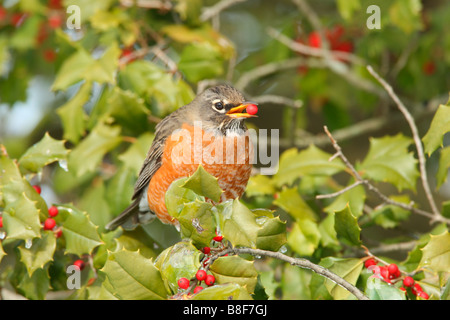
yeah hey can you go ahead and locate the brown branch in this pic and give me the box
[210,247,369,300]
[366,66,441,222]
[321,126,450,225]
[200,0,247,22]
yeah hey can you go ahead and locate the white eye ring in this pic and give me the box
[212,100,226,113]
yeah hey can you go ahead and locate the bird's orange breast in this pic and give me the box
[147,123,253,224]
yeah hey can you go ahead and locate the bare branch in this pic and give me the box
[200,0,247,22]
[366,66,441,221]
[211,247,369,300]
[316,180,364,199]
[322,126,450,225]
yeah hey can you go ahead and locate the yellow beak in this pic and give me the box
[226,102,258,118]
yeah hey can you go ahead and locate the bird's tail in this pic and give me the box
[105,198,141,231]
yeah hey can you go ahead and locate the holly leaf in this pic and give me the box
[56,81,91,144]
[176,200,216,248]
[334,205,361,246]
[256,216,287,252]
[365,277,406,300]
[422,103,450,156]
[2,192,42,241]
[18,132,70,176]
[102,249,168,300]
[320,257,364,300]
[219,200,260,248]
[165,177,204,219]
[324,182,366,218]
[18,231,56,277]
[287,219,321,256]
[245,175,276,197]
[181,165,222,202]
[436,146,450,189]
[273,146,346,187]
[273,187,317,221]
[419,231,450,273]
[192,283,252,300]
[68,121,122,177]
[178,43,224,83]
[209,256,258,294]
[61,205,103,256]
[154,241,201,294]
[359,134,419,191]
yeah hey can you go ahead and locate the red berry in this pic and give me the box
[364,258,377,268]
[48,13,62,29]
[54,228,63,238]
[246,104,258,115]
[196,270,207,282]
[0,216,3,228]
[43,49,57,62]
[213,235,223,242]
[0,7,7,20]
[48,0,63,9]
[43,218,56,230]
[379,266,389,280]
[203,247,211,254]
[403,276,414,288]
[417,291,429,300]
[178,277,190,290]
[308,31,321,48]
[193,286,203,294]
[32,185,42,194]
[205,274,215,286]
[48,206,59,217]
[413,283,423,293]
[387,264,399,278]
[73,259,85,271]
[422,61,436,75]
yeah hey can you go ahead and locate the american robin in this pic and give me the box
[106,84,257,230]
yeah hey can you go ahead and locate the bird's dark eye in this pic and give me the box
[214,102,224,110]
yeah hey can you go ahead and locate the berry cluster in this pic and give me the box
[33,185,62,238]
[364,257,429,299]
[0,0,64,62]
[177,270,216,294]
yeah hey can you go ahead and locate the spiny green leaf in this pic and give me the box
[422,103,450,155]
[365,277,406,300]
[256,216,287,252]
[56,81,91,144]
[245,175,276,197]
[209,256,258,294]
[181,165,222,202]
[18,231,56,277]
[154,240,201,294]
[273,146,346,187]
[18,132,70,176]
[102,249,168,300]
[192,283,253,300]
[320,257,364,300]
[324,182,366,218]
[61,205,103,256]
[359,134,419,191]
[334,205,361,246]
[165,177,204,219]
[419,231,450,273]
[219,200,260,248]
[287,219,321,256]
[436,146,450,189]
[3,192,42,241]
[68,121,122,177]
[273,187,317,221]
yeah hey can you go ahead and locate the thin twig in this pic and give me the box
[322,126,450,225]
[366,66,441,221]
[200,0,247,22]
[316,180,364,199]
[211,247,369,300]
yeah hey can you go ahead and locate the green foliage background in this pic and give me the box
[0,0,449,300]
